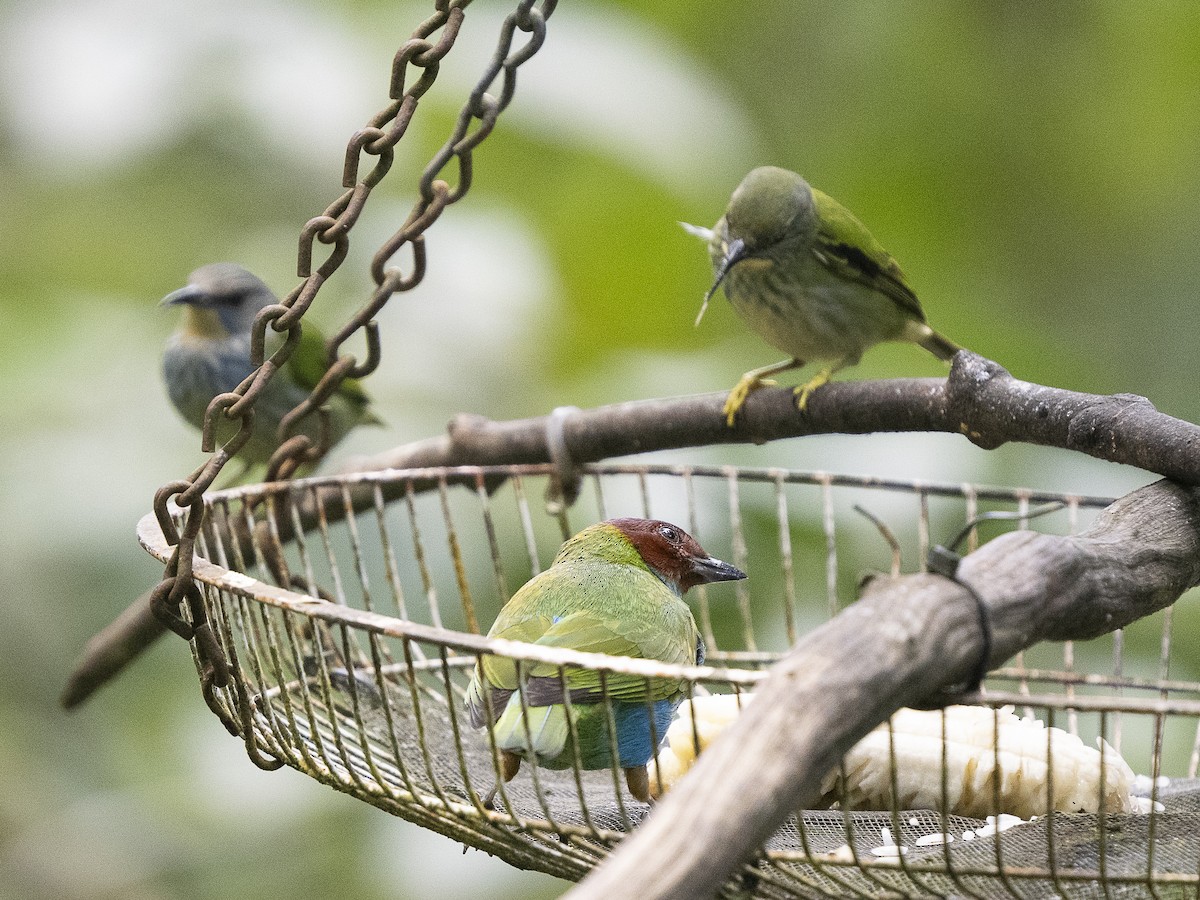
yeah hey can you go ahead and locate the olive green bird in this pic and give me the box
[466,518,746,808]
[688,166,961,426]
[161,262,380,481]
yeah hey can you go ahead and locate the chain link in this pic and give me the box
[151,0,556,707]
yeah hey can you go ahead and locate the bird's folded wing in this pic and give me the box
[523,611,693,705]
[468,601,697,726]
[810,187,926,322]
[286,323,374,408]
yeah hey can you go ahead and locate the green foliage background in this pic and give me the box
[2,2,1199,897]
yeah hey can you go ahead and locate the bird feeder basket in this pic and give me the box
[128,3,1200,896]
[138,461,1200,898]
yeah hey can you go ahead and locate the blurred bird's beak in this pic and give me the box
[678,221,713,242]
[689,555,747,585]
[160,284,205,307]
[695,237,747,327]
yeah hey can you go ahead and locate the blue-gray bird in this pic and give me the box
[162,262,379,478]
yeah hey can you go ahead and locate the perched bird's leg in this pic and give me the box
[793,360,848,412]
[724,357,803,427]
[483,750,522,811]
[625,765,653,805]
[482,786,499,811]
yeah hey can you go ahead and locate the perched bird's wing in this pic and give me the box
[466,613,552,727]
[522,610,696,706]
[286,324,380,421]
[469,607,696,727]
[467,556,700,728]
[810,188,926,323]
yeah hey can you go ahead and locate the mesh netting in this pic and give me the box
[139,463,1200,897]
[266,674,1200,898]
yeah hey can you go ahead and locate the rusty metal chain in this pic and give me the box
[150,0,556,727]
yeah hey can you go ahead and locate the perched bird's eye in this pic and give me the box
[658,524,681,544]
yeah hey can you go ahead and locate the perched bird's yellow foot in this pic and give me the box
[722,357,804,427]
[793,367,834,412]
[723,376,776,427]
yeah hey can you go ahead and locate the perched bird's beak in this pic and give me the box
[696,237,747,327]
[678,221,714,243]
[160,281,230,339]
[688,555,747,585]
[160,284,206,308]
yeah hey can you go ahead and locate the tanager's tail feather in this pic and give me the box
[494,698,570,761]
[919,328,962,362]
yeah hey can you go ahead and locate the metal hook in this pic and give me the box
[851,504,903,578]
[939,501,1066,561]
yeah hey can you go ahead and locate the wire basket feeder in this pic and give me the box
[139,462,1200,898]
[131,2,1200,897]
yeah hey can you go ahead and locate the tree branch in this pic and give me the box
[565,479,1200,900]
[59,586,164,708]
[343,353,1200,482]
[62,352,1200,708]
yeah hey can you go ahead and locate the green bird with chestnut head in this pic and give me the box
[688,166,961,426]
[466,517,745,808]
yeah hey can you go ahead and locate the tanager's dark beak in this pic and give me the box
[685,554,747,590]
[160,284,206,307]
[696,237,747,327]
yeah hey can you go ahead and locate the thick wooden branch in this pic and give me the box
[63,353,1200,707]
[566,479,1200,900]
[59,585,164,708]
[345,352,1200,482]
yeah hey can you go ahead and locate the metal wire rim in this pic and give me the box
[138,462,1120,690]
[135,462,1200,898]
